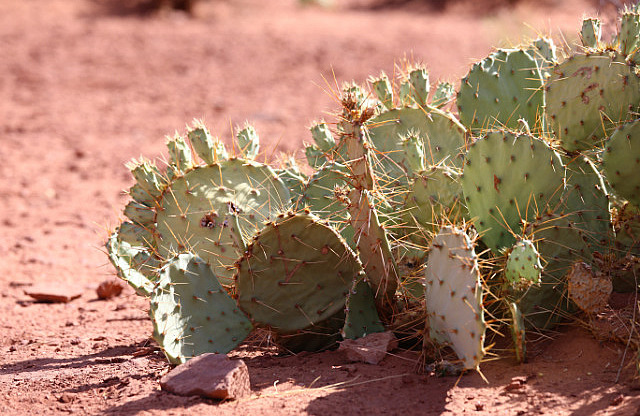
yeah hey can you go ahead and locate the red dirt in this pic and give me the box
[2,0,640,414]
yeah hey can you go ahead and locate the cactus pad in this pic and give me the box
[424,226,486,370]
[545,52,640,152]
[603,119,640,208]
[154,158,290,285]
[461,131,565,252]
[235,212,360,334]
[342,279,385,339]
[150,253,252,364]
[457,49,545,132]
[504,238,542,288]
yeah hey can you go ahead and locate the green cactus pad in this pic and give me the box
[154,158,290,285]
[128,159,165,198]
[403,164,463,240]
[504,238,542,287]
[235,212,361,334]
[431,82,455,108]
[150,253,253,364]
[457,49,545,133]
[106,231,157,297]
[562,155,611,252]
[370,72,394,110]
[461,131,565,252]
[425,226,486,370]
[603,119,640,207]
[342,279,385,340]
[366,106,467,184]
[123,200,155,227]
[166,133,194,175]
[545,52,640,152]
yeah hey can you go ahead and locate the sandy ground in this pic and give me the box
[2,0,640,414]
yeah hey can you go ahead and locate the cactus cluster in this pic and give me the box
[108,4,640,373]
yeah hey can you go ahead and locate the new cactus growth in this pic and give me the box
[343,279,385,339]
[504,238,542,288]
[581,18,602,49]
[236,123,260,160]
[150,253,253,364]
[424,226,486,370]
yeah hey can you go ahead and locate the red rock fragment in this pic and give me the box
[160,353,251,400]
[338,331,398,365]
[24,283,82,303]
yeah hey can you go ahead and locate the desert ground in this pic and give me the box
[2,0,640,414]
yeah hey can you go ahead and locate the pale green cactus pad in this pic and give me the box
[424,226,486,370]
[154,158,290,286]
[366,106,467,183]
[150,253,253,364]
[545,52,640,152]
[106,230,156,297]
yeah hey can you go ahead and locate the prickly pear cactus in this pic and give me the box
[150,253,253,364]
[545,52,640,152]
[457,49,545,133]
[402,164,464,240]
[562,154,611,253]
[342,279,385,339]
[235,211,361,336]
[154,158,290,286]
[106,228,157,297]
[504,238,542,288]
[461,130,565,252]
[514,213,591,329]
[603,119,640,208]
[581,18,602,49]
[424,226,486,370]
[366,106,467,181]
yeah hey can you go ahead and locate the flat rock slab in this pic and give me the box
[160,353,251,400]
[24,284,83,303]
[339,331,398,365]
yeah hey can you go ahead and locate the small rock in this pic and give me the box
[24,283,82,303]
[96,280,124,300]
[338,331,398,365]
[160,353,251,400]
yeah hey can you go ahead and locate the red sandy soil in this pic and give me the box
[2,0,640,414]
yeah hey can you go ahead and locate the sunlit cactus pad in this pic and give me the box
[150,253,253,364]
[425,226,486,370]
